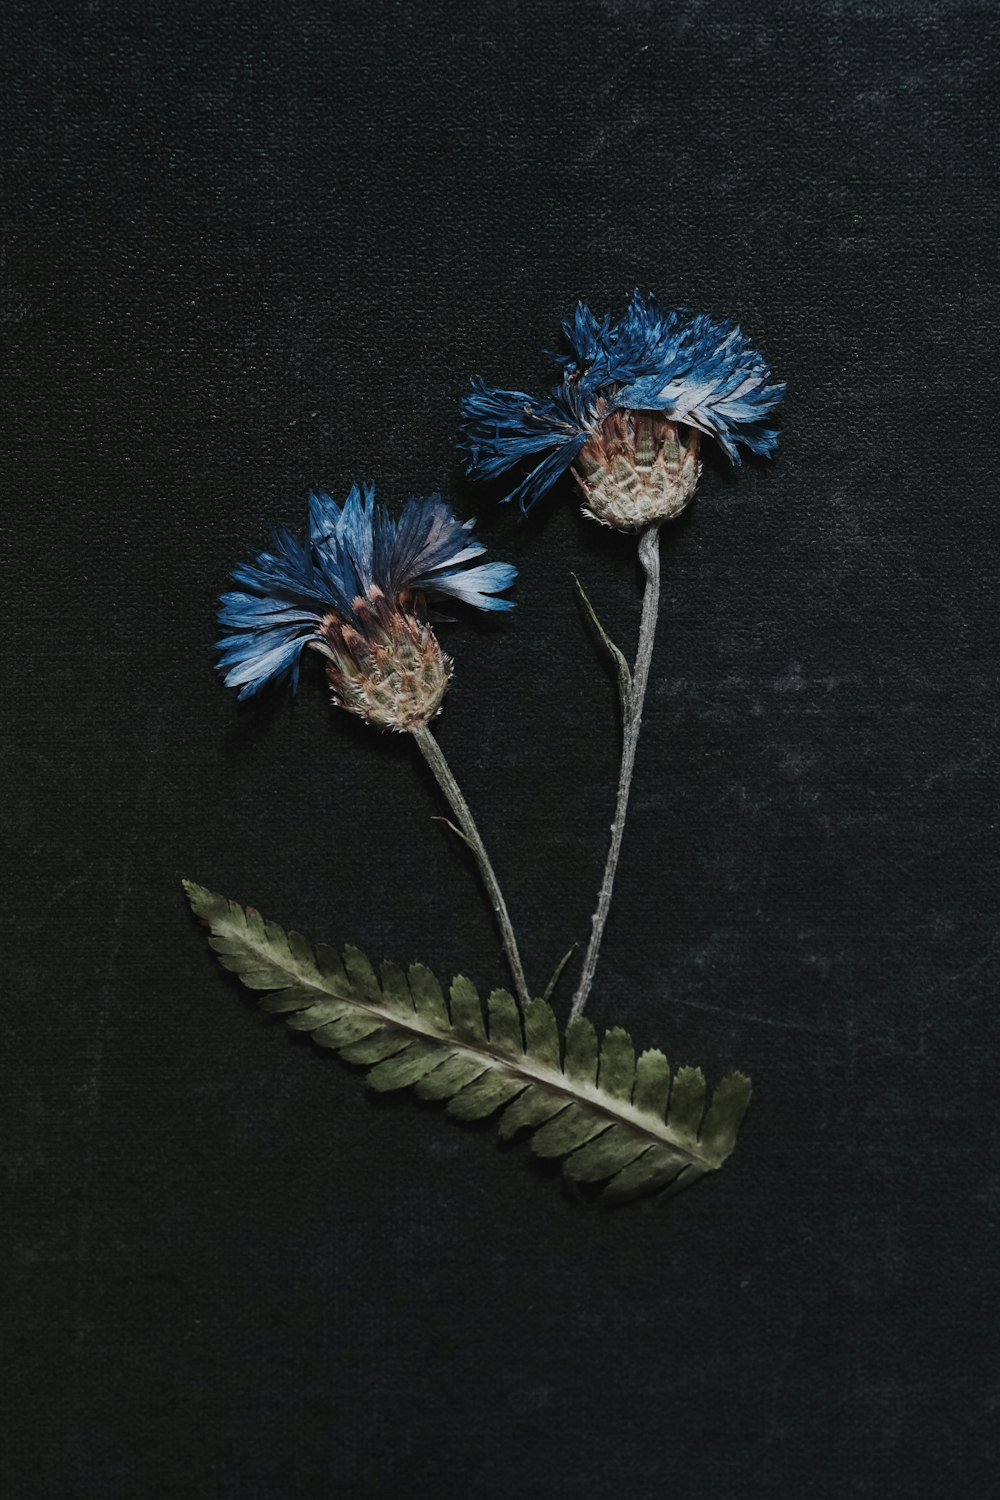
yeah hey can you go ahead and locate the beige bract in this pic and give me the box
[317,587,452,731]
[573,408,702,532]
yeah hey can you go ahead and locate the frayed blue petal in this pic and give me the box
[218,593,323,631]
[215,621,319,666]
[230,528,333,613]
[307,489,343,547]
[316,483,514,613]
[726,422,782,458]
[386,494,485,593]
[459,378,593,506]
[504,435,588,511]
[216,623,319,699]
[218,522,339,696]
[327,481,376,595]
[217,483,517,700]
[459,379,592,467]
[418,559,517,609]
[453,591,515,612]
[461,294,784,487]
[551,301,609,376]
[594,291,687,388]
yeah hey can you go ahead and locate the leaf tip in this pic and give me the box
[183,880,215,919]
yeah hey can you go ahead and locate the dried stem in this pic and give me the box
[569,523,662,1020]
[411,724,531,1011]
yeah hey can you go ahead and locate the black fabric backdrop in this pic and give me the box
[4,2,998,1495]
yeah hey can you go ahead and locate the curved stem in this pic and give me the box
[410,724,532,1011]
[569,523,662,1021]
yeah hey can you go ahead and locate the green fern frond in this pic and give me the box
[184,882,751,1204]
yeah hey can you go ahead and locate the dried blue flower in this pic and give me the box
[460,291,785,529]
[217,484,516,726]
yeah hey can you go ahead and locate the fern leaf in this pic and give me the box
[184,882,751,1205]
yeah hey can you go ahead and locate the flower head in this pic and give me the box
[217,484,516,728]
[459,292,785,529]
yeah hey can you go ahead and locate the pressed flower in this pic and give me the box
[216,482,528,1002]
[462,293,785,1018]
[217,484,516,728]
[459,291,785,529]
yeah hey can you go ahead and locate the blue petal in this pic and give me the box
[217,526,336,696]
[307,489,343,546]
[336,481,377,593]
[551,301,609,376]
[459,378,593,508]
[503,439,588,512]
[216,623,320,699]
[218,592,323,630]
[425,559,518,610]
[216,482,518,701]
[391,495,485,591]
[460,294,784,487]
[230,528,333,613]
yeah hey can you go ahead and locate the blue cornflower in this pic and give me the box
[459,291,785,530]
[217,484,516,728]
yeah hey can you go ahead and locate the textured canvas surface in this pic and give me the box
[3,2,998,1495]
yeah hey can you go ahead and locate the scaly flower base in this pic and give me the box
[574,413,701,531]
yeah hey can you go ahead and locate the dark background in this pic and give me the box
[4,1,998,1495]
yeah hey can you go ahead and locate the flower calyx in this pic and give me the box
[315,587,452,731]
[573,409,701,531]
